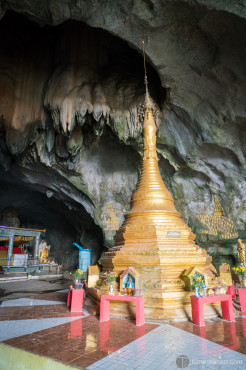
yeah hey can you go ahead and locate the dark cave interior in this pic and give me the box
[1,3,245,271]
[0,11,167,267]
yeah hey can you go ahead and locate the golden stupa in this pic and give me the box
[97,52,222,321]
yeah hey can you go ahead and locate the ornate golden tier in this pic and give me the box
[98,106,221,321]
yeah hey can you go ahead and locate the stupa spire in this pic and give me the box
[98,42,221,322]
[115,41,181,236]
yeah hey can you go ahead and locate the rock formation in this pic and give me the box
[0,1,245,268]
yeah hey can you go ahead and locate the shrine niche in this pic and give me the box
[0,225,45,268]
[181,266,208,291]
[119,267,141,292]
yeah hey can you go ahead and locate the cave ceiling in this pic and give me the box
[0,0,246,266]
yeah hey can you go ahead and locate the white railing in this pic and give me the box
[0,258,59,272]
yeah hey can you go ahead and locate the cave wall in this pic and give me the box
[0,1,246,269]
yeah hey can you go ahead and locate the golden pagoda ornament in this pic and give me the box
[96,43,223,321]
[197,188,238,239]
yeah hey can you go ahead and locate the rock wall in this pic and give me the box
[0,1,246,269]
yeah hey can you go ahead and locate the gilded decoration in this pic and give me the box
[237,238,246,265]
[197,189,238,239]
[0,236,34,243]
[96,45,222,321]
[101,204,123,231]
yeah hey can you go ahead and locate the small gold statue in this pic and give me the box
[219,263,232,286]
[237,238,246,265]
[38,240,50,264]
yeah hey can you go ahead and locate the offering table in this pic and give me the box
[100,295,144,326]
[191,294,235,326]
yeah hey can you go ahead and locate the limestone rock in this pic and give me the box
[0,1,245,267]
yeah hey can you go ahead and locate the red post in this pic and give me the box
[221,296,234,321]
[228,284,236,299]
[67,289,84,313]
[100,296,110,322]
[238,288,246,313]
[136,296,145,326]
[191,296,205,326]
[67,288,72,307]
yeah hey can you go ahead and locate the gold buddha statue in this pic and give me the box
[39,241,50,264]
[237,238,246,265]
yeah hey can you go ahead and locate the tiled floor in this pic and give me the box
[1,290,246,369]
[172,316,246,355]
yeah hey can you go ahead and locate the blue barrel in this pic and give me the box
[73,243,91,272]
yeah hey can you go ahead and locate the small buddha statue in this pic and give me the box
[237,239,246,265]
[39,241,50,264]
[126,276,134,296]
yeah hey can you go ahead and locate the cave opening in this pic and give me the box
[0,11,166,268]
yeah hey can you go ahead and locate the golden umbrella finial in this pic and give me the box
[139,41,160,129]
[142,41,156,111]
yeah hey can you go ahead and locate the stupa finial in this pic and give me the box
[142,41,156,111]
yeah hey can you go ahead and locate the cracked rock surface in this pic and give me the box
[0,1,245,269]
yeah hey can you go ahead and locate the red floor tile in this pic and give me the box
[172,315,246,355]
[3,316,158,368]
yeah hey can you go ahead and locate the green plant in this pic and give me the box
[70,269,83,280]
[233,265,246,288]
[189,272,205,291]
[106,271,116,284]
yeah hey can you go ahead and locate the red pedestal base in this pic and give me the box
[67,288,84,313]
[191,294,235,326]
[100,295,145,326]
[228,284,236,299]
[238,288,246,313]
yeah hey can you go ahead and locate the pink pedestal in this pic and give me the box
[67,288,84,312]
[228,284,236,299]
[238,288,246,313]
[100,295,145,326]
[191,294,235,326]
